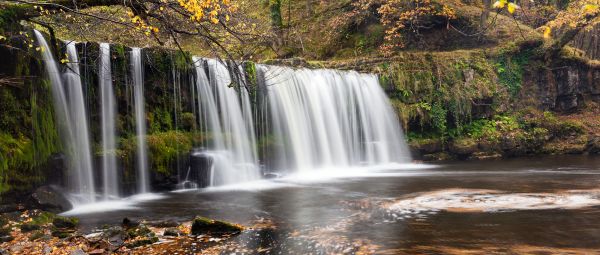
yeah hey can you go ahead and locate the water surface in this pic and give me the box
[72,155,600,253]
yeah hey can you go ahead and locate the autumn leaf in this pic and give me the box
[543,27,552,39]
[507,3,519,14]
[493,0,506,9]
[583,4,599,13]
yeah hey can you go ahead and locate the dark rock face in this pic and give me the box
[531,61,600,112]
[190,216,243,235]
[29,186,73,213]
[188,148,214,188]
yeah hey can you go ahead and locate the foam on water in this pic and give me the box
[61,193,166,216]
[386,188,600,218]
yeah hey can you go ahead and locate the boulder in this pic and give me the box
[29,186,72,213]
[191,216,243,235]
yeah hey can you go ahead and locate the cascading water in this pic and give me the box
[34,31,97,203]
[131,48,149,193]
[192,57,260,185]
[258,65,411,172]
[99,43,119,199]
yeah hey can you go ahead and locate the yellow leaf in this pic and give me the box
[160,6,165,11]
[0,35,5,41]
[583,4,599,13]
[493,0,505,8]
[507,3,518,14]
[543,27,551,39]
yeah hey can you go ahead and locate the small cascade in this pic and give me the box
[191,58,260,186]
[34,31,97,203]
[99,43,119,199]
[258,65,411,172]
[131,48,149,193]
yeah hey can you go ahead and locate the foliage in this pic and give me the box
[495,46,531,96]
[378,0,457,55]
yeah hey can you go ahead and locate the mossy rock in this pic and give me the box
[163,227,182,237]
[51,230,73,239]
[191,216,243,235]
[126,225,152,239]
[449,138,478,157]
[28,230,46,241]
[20,222,41,232]
[52,216,78,229]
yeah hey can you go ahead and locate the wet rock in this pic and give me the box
[191,216,243,235]
[29,185,72,213]
[53,216,79,229]
[100,226,126,249]
[189,149,213,188]
[163,227,183,237]
[121,217,140,229]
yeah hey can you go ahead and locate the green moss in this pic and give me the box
[495,48,532,96]
[191,216,243,235]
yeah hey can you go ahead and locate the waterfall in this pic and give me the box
[192,58,260,185]
[131,48,149,193]
[64,42,96,203]
[258,65,411,172]
[99,43,119,199]
[34,31,96,203]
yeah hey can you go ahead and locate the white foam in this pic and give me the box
[61,192,166,216]
[387,189,600,218]
[281,163,437,183]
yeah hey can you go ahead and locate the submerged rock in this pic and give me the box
[29,186,73,213]
[191,216,243,235]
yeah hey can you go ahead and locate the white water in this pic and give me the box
[131,48,149,193]
[258,65,411,172]
[64,42,96,204]
[34,31,97,203]
[99,43,119,199]
[192,58,260,186]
